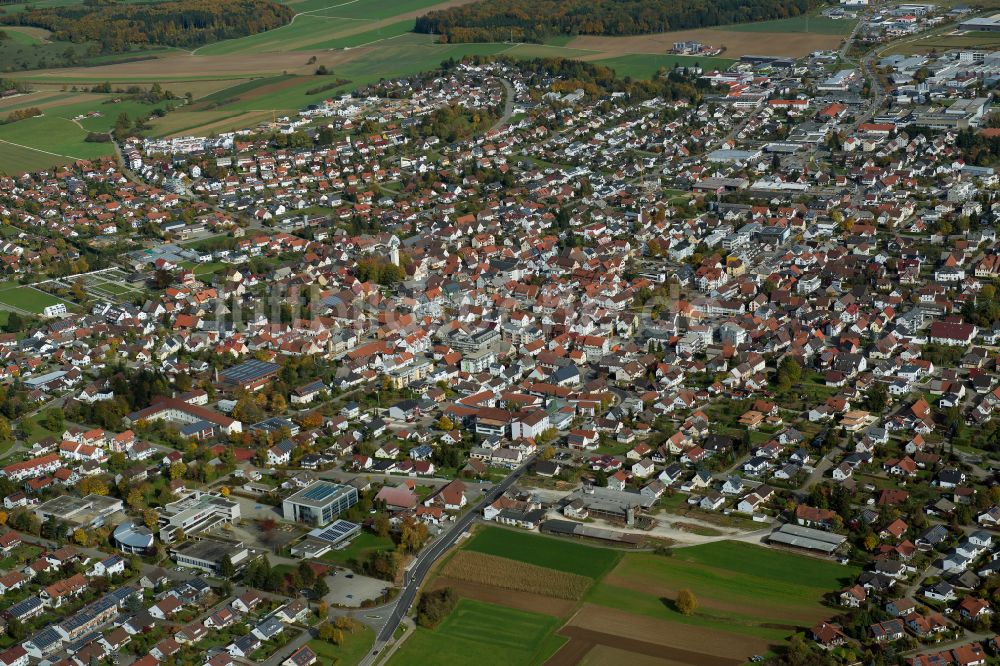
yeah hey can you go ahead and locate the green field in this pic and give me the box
[2,28,44,45]
[389,599,565,666]
[404,535,855,662]
[584,542,859,640]
[0,283,72,313]
[719,15,856,35]
[0,36,92,73]
[462,526,620,579]
[197,0,448,55]
[0,96,163,174]
[320,532,396,566]
[594,54,736,79]
[308,627,375,666]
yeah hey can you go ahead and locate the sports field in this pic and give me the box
[0,282,72,314]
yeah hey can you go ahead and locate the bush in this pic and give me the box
[676,589,698,615]
[416,587,457,628]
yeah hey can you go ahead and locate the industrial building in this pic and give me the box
[282,481,358,527]
[960,15,1000,31]
[768,523,847,554]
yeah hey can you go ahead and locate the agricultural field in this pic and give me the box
[722,15,856,35]
[389,599,565,666]
[883,29,1000,55]
[441,550,593,600]
[462,526,621,578]
[0,94,171,174]
[194,0,466,56]
[402,528,855,666]
[570,26,845,59]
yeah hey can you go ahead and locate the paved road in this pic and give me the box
[262,456,534,666]
[359,455,536,665]
[486,78,515,135]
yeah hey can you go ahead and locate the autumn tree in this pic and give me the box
[0,416,12,445]
[676,589,697,615]
[398,516,429,553]
[374,512,390,538]
[79,476,109,496]
[299,411,323,429]
[127,487,145,511]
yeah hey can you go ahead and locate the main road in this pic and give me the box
[358,454,536,666]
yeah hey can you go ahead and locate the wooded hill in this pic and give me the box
[415,0,817,43]
[1,0,294,53]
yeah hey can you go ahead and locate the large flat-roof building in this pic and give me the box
[170,538,254,574]
[34,495,123,528]
[960,15,1000,31]
[768,523,847,554]
[219,359,281,391]
[159,491,240,543]
[282,481,358,527]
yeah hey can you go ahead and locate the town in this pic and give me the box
[4,1,1000,665]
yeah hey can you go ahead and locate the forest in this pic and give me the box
[415,0,817,43]
[1,0,294,53]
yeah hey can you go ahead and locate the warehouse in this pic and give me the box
[768,523,847,554]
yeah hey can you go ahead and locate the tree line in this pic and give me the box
[415,0,817,43]
[1,0,294,53]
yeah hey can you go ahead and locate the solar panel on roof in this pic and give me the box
[302,483,338,501]
[309,519,359,544]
